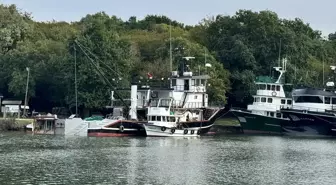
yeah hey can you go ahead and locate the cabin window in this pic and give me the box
[172,79,176,86]
[276,85,280,91]
[267,85,271,90]
[170,117,176,122]
[276,113,281,118]
[163,117,166,122]
[201,79,205,86]
[195,95,197,99]
[333,98,336,104]
[325,97,331,104]
[267,98,273,103]
[271,85,276,91]
[152,116,157,121]
[157,116,161,121]
[295,96,323,103]
[287,100,292,105]
[281,99,286,104]
[195,79,200,86]
[283,114,288,119]
[259,84,266,90]
[261,97,266,102]
[255,97,260,102]
[191,79,195,86]
[270,112,274,117]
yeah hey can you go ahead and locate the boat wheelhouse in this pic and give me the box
[142,57,225,137]
[231,58,293,134]
[280,83,336,136]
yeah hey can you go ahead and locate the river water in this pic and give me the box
[0,133,336,185]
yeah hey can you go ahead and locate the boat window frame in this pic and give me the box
[271,85,276,91]
[267,84,271,90]
[276,85,280,91]
[281,99,286,104]
[261,97,266,102]
[276,113,281,118]
[325,97,331,104]
[259,84,266,90]
[172,79,177,86]
[267,98,273,103]
[255,97,260,102]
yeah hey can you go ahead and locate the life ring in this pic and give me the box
[197,129,201,135]
[190,130,195,135]
[184,129,188,134]
[119,125,124,132]
[271,91,277,97]
[161,127,166,132]
[171,128,175,134]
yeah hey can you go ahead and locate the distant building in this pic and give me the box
[1,100,26,118]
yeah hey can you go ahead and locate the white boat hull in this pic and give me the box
[144,124,206,137]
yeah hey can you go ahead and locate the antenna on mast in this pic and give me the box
[278,38,282,67]
[74,44,78,117]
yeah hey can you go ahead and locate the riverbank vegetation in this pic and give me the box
[1,4,336,115]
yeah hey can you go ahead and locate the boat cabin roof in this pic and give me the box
[34,114,58,120]
[292,88,336,97]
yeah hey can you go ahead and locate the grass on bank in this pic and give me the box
[0,117,33,127]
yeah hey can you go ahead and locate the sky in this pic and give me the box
[1,0,335,36]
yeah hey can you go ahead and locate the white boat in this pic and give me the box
[142,56,225,137]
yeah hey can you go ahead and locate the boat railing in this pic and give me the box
[172,85,206,92]
[291,105,326,113]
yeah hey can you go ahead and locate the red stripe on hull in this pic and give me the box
[88,132,138,137]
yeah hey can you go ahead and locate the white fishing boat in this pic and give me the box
[142,56,225,137]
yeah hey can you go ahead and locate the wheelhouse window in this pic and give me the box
[255,97,260,102]
[294,96,323,103]
[152,116,157,121]
[271,85,276,91]
[276,85,280,91]
[333,98,336,104]
[157,116,161,121]
[267,98,273,103]
[276,113,281,118]
[261,97,266,102]
[172,79,177,86]
[267,85,271,90]
[287,100,292,105]
[281,99,286,104]
[162,117,166,122]
[258,84,266,90]
[325,97,331,104]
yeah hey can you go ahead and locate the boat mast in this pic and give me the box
[278,38,282,67]
[74,45,78,117]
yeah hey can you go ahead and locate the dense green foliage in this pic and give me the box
[1,4,335,114]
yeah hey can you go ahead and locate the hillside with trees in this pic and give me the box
[1,4,335,115]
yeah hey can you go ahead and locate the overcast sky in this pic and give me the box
[1,0,335,36]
